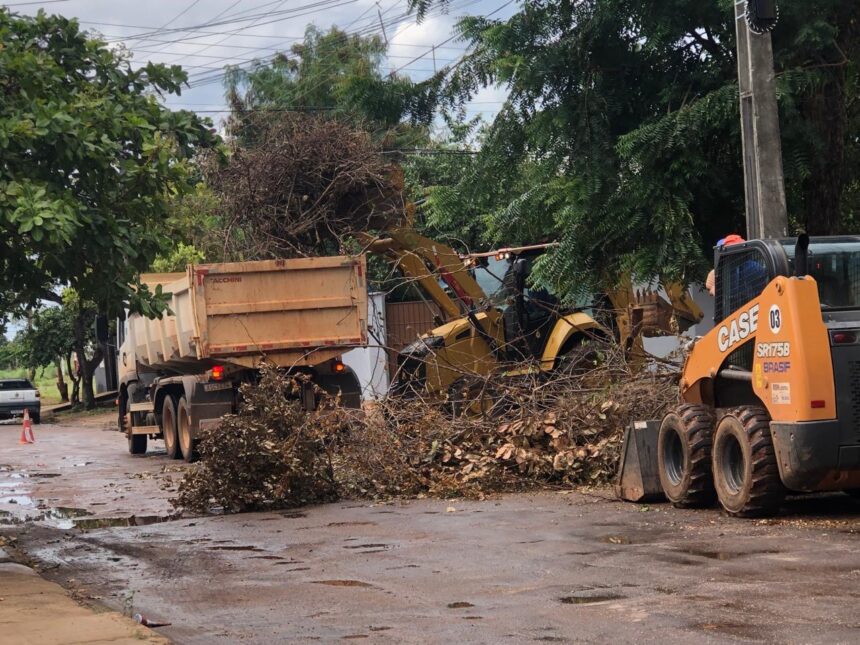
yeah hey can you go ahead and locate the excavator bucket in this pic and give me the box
[615,420,665,502]
[629,286,703,338]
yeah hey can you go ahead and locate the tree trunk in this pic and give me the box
[66,354,80,405]
[54,357,69,403]
[71,311,103,410]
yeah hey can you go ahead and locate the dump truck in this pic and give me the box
[117,256,367,460]
[618,235,860,516]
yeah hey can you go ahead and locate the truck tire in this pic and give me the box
[128,428,147,455]
[161,395,181,460]
[177,396,198,463]
[712,407,784,517]
[657,404,716,508]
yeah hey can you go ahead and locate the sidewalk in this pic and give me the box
[0,547,168,645]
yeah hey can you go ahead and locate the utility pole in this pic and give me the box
[735,0,788,239]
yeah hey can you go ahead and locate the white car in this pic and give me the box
[0,378,41,423]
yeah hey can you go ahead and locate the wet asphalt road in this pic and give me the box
[2,414,860,644]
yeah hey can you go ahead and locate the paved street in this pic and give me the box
[2,413,860,644]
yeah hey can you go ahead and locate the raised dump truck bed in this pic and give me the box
[118,255,368,461]
[130,257,368,372]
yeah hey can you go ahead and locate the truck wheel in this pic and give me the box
[128,428,147,455]
[177,396,198,463]
[161,395,181,460]
[712,407,784,517]
[657,404,716,508]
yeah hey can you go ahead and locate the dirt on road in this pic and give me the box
[2,413,860,644]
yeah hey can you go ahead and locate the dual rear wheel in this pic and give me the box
[658,404,784,517]
[161,395,196,462]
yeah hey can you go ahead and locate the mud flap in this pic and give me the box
[615,420,665,502]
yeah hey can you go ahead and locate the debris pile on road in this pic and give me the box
[173,356,678,513]
[338,354,678,498]
[174,368,338,513]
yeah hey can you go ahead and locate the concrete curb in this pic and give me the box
[0,548,169,645]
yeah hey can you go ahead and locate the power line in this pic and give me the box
[80,0,361,40]
[3,0,68,5]
[184,0,479,89]
[387,0,515,77]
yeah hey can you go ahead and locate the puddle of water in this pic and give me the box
[559,593,624,605]
[447,602,474,609]
[312,580,374,588]
[680,548,738,561]
[249,555,285,560]
[208,545,264,552]
[0,495,34,506]
[600,535,631,545]
[67,514,177,530]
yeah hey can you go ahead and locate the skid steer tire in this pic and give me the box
[657,404,716,508]
[712,407,785,518]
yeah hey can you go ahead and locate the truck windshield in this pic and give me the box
[783,241,860,309]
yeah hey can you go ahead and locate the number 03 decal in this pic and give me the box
[769,304,782,334]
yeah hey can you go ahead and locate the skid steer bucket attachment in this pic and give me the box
[615,420,665,502]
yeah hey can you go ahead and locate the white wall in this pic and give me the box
[342,292,389,400]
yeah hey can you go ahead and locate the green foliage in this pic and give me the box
[407,0,860,300]
[225,25,433,147]
[0,335,25,371]
[151,242,205,273]
[0,10,221,318]
[18,305,75,372]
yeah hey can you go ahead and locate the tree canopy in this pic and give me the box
[225,25,434,147]
[0,9,221,319]
[407,0,860,299]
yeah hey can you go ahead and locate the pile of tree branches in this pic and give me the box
[204,112,406,260]
[173,353,678,513]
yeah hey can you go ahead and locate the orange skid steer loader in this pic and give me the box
[618,235,860,516]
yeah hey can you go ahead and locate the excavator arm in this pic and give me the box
[359,228,487,321]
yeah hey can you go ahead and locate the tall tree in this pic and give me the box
[19,305,76,403]
[408,0,860,298]
[0,10,220,406]
[224,25,434,147]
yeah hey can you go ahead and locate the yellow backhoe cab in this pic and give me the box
[620,235,860,516]
[366,229,702,412]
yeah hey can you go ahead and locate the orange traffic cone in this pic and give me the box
[19,409,34,444]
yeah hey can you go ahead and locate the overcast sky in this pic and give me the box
[5,0,515,126]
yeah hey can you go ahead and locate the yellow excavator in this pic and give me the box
[362,228,703,405]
